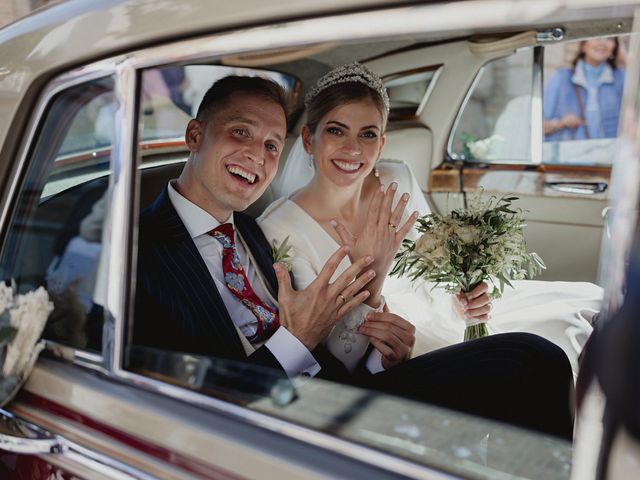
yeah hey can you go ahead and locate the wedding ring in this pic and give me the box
[337,293,346,304]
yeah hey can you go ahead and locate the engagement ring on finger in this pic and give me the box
[337,293,346,304]
[388,222,397,230]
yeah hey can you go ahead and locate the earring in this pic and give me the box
[308,154,315,168]
[374,165,380,178]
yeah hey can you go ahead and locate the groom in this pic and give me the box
[134,75,574,438]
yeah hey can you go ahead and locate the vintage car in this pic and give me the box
[0,0,638,478]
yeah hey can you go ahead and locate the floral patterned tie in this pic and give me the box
[209,223,280,342]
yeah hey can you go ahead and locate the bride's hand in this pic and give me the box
[331,182,417,307]
[454,282,492,323]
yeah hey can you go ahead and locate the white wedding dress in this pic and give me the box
[258,159,601,376]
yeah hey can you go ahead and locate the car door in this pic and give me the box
[2,2,633,480]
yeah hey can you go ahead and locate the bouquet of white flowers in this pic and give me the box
[0,281,53,406]
[391,195,545,340]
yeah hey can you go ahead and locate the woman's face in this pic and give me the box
[581,38,616,66]
[303,99,385,188]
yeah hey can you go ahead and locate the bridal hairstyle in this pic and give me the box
[274,64,389,195]
[305,71,389,133]
[195,75,291,124]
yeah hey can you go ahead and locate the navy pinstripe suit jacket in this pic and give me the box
[133,188,351,379]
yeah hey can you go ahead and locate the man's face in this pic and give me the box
[181,92,286,221]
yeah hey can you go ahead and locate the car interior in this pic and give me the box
[14,19,627,356]
[132,26,623,284]
[2,2,639,477]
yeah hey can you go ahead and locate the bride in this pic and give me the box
[258,63,601,376]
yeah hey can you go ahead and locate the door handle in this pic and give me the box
[0,408,65,454]
[544,181,607,195]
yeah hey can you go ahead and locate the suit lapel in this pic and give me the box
[147,189,247,357]
[234,212,279,297]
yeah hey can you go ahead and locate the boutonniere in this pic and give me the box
[271,236,294,271]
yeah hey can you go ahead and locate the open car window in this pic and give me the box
[125,58,576,479]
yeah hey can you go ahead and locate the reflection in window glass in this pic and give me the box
[543,37,626,166]
[128,347,573,480]
[450,49,533,164]
[0,77,114,352]
[139,65,298,143]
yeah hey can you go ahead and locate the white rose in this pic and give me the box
[468,139,490,160]
[427,245,447,261]
[468,135,504,161]
[454,225,478,244]
[415,233,438,254]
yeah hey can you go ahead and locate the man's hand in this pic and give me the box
[358,310,415,370]
[331,183,417,308]
[454,282,492,323]
[275,246,376,351]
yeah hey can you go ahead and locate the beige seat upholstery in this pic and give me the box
[382,126,432,192]
[139,161,186,210]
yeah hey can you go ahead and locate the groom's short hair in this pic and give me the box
[195,76,290,125]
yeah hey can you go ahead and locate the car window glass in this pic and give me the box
[0,76,114,352]
[139,65,298,144]
[542,36,626,166]
[127,346,573,479]
[449,48,533,164]
[384,67,441,118]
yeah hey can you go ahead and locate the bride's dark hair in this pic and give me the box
[305,81,388,133]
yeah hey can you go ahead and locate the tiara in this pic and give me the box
[304,62,390,112]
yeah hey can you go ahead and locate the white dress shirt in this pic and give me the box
[167,181,320,378]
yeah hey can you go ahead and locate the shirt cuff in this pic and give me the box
[265,327,321,378]
[365,296,387,374]
[366,348,385,374]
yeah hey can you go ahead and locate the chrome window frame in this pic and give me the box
[531,45,544,165]
[0,2,618,477]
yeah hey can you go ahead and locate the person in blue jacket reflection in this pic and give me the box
[544,37,625,141]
